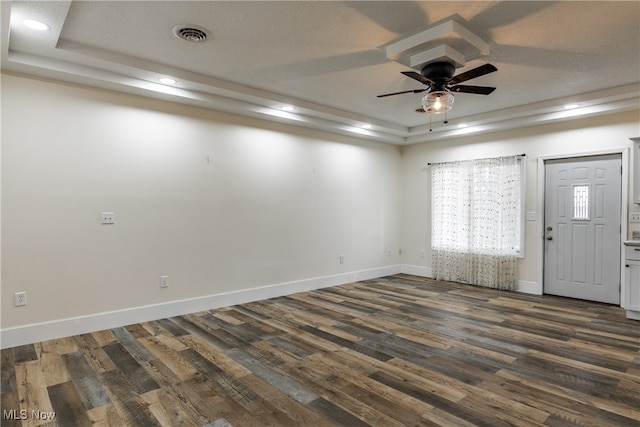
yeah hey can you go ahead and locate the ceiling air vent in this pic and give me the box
[173,25,208,42]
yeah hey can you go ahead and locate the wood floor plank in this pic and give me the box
[173,374,259,426]
[153,318,191,338]
[141,388,202,427]
[238,373,332,426]
[479,377,619,427]
[177,334,252,379]
[14,360,55,427]
[47,381,93,426]
[73,333,118,375]
[102,343,160,395]
[138,336,199,382]
[110,327,157,363]
[86,402,128,427]
[49,337,80,355]
[99,369,161,427]
[137,357,218,426]
[35,342,71,387]
[1,348,21,427]
[2,274,639,426]
[90,330,117,347]
[497,368,640,422]
[61,351,112,410]
[12,344,38,364]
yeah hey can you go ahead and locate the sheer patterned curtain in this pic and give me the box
[431,155,521,290]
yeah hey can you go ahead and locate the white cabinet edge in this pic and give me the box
[632,137,640,203]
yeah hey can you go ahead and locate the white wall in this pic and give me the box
[2,71,638,347]
[401,110,640,290]
[1,73,402,344]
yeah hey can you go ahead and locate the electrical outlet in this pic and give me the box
[387,248,392,257]
[160,276,169,288]
[100,212,115,224]
[630,213,640,223]
[339,255,344,264]
[14,292,27,307]
[420,249,425,258]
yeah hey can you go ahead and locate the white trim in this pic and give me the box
[630,137,640,203]
[625,310,640,320]
[401,264,539,295]
[516,280,541,295]
[1,265,401,349]
[400,264,432,278]
[537,147,629,302]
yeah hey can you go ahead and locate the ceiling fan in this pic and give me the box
[377,61,497,114]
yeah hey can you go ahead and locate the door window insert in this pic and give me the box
[572,184,590,220]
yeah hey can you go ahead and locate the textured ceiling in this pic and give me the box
[2,1,639,144]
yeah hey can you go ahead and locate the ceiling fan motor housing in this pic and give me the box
[421,61,456,81]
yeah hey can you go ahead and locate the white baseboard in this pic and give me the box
[399,264,540,295]
[0,265,544,349]
[625,309,640,320]
[516,280,542,295]
[400,264,432,278]
[1,265,402,349]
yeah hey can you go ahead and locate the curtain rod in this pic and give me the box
[427,153,526,166]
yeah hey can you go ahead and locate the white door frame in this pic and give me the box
[536,147,629,300]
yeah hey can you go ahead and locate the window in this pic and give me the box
[572,184,590,220]
[431,155,525,256]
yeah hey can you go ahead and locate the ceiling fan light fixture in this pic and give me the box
[422,91,454,114]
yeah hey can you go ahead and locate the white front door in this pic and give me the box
[544,154,621,304]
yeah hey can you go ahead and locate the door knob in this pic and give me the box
[546,236,553,240]
[546,226,553,231]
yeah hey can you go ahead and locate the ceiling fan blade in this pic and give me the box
[376,88,428,98]
[401,71,435,85]
[450,64,497,84]
[449,85,496,95]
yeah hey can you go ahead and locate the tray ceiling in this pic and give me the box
[2,1,639,144]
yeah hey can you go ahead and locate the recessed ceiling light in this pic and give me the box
[359,123,372,129]
[345,126,370,135]
[23,19,49,31]
[159,77,177,85]
[564,104,579,110]
[281,105,295,112]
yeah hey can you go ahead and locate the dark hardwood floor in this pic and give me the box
[2,274,639,426]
